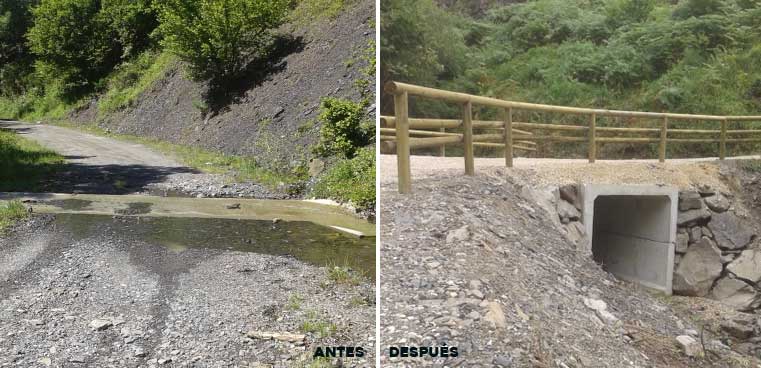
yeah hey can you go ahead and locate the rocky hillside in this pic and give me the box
[380,159,761,367]
[69,0,374,171]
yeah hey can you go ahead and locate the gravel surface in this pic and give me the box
[0,214,374,367]
[380,154,760,190]
[380,169,760,367]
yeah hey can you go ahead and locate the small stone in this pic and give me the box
[492,354,513,367]
[676,335,701,357]
[158,358,172,365]
[689,227,702,243]
[697,185,715,197]
[69,356,86,363]
[134,348,146,358]
[483,301,506,328]
[557,200,580,222]
[89,319,113,331]
[676,232,689,253]
[705,194,730,213]
[272,218,282,224]
[446,225,470,244]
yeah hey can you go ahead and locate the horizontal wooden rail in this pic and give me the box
[385,81,761,193]
[386,81,761,121]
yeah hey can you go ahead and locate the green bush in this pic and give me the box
[154,0,289,83]
[313,98,373,159]
[312,147,375,208]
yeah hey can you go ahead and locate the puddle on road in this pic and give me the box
[114,202,153,215]
[46,199,93,211]
[54,213,375,279]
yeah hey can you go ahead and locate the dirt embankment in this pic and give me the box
[70,0,375,170]
[380,159,761,367]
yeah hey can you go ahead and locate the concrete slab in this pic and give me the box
[580,184,678,294]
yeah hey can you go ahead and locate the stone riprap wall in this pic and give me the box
[674,187,759,310]
[549,183,760,311]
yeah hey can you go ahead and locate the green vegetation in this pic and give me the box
[99,51,175,113]
[313,98,373,159]
[287,293,304,310]
[0,200,28,233]
[0,0,293,117]
[381,0,761,158]
[26,0,156,97]
[313,147,375,208]
[300,310,337,337]
[155,0,288,86]
[0,128,65,191]
[325,265,365,285]
[291,0,349,24]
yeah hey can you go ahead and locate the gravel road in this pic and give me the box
[1,121,288,198]
[0,214,375,367]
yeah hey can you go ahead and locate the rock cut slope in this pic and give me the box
[70,0,375,169]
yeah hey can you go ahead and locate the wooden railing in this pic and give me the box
[382,81,761,193]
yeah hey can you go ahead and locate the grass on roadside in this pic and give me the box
[0,128,65,191]
[312,147,375,208]
[326,265,365,286]
[300,310,337,338]
[0,200,29,233]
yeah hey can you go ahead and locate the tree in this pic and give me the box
[0,0,36,96]
[154,0,289,84]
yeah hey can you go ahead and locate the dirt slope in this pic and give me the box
[70,0,374,170]
[380,165,761,367]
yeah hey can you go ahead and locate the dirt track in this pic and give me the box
[2,121,186,168]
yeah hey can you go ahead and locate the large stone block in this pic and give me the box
[708,212,755,250]
[727,249,761,283]
[673,237,722,296]
[677,208,710,227]
[711,277,760,311]
[705,194,730,213]
[679,191,703,211]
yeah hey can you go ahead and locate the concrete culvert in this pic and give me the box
[581,185,678,295]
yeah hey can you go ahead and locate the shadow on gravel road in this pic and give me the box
[44,162,200,194]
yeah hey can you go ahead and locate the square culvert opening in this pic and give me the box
[581,185,678,294]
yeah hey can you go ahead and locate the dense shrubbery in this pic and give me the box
[314,98,374,159]
[26,0,157,97]
[154,0,289,85]
[381,0,761,158]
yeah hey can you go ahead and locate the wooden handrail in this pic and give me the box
[385,81,761,193]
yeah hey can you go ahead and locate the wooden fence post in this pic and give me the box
[659,116,668,163]
[463,101,475,175]
[720,119,727,160]
[504,107,513,168]
[394,91,412,193]
[439,127,446,157]
[588,113,596,163]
